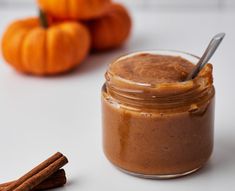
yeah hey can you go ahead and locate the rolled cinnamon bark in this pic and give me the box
[0,169,66,191]
[2,152,68,191]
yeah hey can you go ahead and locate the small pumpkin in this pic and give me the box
[37,0,111,20]
[1,13,91,75]
[87,3,132,51]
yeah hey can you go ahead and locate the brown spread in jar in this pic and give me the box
[102,51,215,178]
[110,53,195,84]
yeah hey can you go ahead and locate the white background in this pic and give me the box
[0,1,235,191]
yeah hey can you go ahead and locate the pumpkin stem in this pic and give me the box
[39,9,48,28]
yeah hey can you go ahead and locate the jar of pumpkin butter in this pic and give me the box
[102,50,215,179]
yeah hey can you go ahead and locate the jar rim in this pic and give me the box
[105,50,214,111]
[107,49,200,88]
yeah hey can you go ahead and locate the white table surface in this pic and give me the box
[0,6,235,191]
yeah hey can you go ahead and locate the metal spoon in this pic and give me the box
[186,33,225,81]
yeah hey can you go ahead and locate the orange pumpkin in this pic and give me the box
[37,0,111,20]
[87,3,132,51]
[1,17,90,75]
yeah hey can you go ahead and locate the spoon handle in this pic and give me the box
[186,33,225,80]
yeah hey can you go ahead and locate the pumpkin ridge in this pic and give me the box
[112,4,131,46]
[47,26,73,73]
[11,25,33,73]
[20,28,38,73]
[65,0,69,19]
[67,0,73,19]
[18,19,40,72]
[59,24,79,67]
[43,28,48,75]
[112,9,129,46]
[104,16,116,48]
[61,0,69,20]
[75,24,91,63]
[46,27,57,73]
[59,23,90,68]
[2,20,34,71]
[107,12,120,47]
[22,28,47,75]
[1,22,19,67]
[59,27,75,70]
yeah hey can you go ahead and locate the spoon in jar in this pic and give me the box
[185,33,225,81]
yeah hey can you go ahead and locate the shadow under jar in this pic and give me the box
[101,50,215,179]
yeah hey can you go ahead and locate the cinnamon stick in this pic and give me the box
[0,169,66,191]
[2,152,68,191]
[33,169,66,191]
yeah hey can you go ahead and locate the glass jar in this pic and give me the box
[101,50,215,179]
